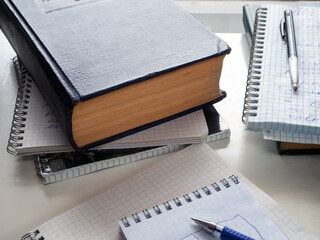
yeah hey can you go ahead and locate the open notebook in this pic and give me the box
[21,144,316,240]
[243,5,320,142]
[119,177,287,240]
[8,58,219,156]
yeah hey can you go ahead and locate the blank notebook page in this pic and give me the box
[27,144,316,240]
[119,181,287,240]
[246,5,320,135]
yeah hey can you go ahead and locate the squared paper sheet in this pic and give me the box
[29,144,316,240]
[263,129,320,144]
[246,5,320,135]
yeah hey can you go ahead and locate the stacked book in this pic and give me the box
[2,0,231,183]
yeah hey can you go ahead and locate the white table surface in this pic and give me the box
[0,22,319,240]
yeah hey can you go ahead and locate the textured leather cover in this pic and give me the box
[0,0,231,150]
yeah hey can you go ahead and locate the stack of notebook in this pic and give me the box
[7,58,230,184]
[2,0,232,183]
[242,4,320,154]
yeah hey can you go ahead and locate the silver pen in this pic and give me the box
[280,9,299,91]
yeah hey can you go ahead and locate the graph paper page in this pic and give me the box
[120,181,287,240]
[30,144,316,240]
[246,5,320,135]
[263,129,320,144]
[19,80,208,154]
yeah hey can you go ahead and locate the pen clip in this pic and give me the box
[280,17,286,41]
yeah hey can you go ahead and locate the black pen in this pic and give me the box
[280,9,299,91]
[191,217,255,240]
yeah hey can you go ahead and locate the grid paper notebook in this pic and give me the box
[21,144,317,240]
[119,178,287,240]
[35,106,230,185]
[243,5,320,138]
[8,58,208,155]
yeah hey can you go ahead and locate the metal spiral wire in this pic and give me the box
[121,175,239,227]
[7,57,32,155]
[21,229,43,240]
[242,8,268,124]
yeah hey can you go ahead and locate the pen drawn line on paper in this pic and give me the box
[217,214,265,240]
[180,229,202,240]
[180,214,265,240]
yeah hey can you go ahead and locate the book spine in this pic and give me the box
[0,0,77,148]
[242,8,267,124]
[120,175,239,228]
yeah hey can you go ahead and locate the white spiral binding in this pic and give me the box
[7,57,32,155]
[242,8,268,124]
[121,175,239,227]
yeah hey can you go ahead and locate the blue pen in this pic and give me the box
[191,217,255,240]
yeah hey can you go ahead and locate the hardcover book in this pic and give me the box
[0,0,231,150]
[7,58,227,156]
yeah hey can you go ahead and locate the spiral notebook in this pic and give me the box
[21,144,316,240]
[34,103,230,185]
[119,176,287,240]
[7,58,213,156]
[242,5,320,139]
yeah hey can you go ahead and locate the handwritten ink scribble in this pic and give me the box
[180,214,265,240]
[43,104,60,129]
[311,101,320,109]
[288,108,319,122]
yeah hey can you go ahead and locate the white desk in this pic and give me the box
[1,12,320,240]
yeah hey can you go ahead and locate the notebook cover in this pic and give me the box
[276,142,320,155]
[242,4,259,49]
[0,0,231,150]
